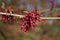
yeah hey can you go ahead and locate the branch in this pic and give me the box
[0,8,60,19]
[40,17,60,19]
[0,12,60,19]
[0,12,24,18]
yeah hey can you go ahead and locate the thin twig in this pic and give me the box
[40,17,60,19]
[39,8,60,12]
[0,12,24,18]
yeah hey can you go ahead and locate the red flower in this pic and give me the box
[1,6,16,23]
[20,9,46,32]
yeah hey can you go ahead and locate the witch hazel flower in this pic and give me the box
[20,9,46,32]
[1,6,11,23]
[1,6,17,23]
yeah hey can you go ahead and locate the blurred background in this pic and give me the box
[0,0,60,40]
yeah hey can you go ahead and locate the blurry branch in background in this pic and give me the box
[40,0,47,9]
[28,0,38,10]
[28,0,37,7]
[39,8,60,12]
[47,0,57,16]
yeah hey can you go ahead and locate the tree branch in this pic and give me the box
[0,8,60,19]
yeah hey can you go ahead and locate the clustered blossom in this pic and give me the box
[20,9,45,32]
[0,6,17,23]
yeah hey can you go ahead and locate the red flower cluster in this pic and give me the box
[0,6,18,23]
[20,9,45,32]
